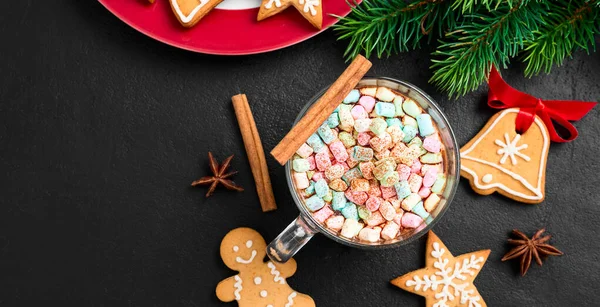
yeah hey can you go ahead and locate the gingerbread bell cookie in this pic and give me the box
[460,108,550,204]
[391,231,490,307]
[460,66,596,204]
[216,227,315,307]
[168,0,224,27]
[258,0,323,29]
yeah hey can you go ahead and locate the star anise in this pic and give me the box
[191,152,244,197]
[501,228,563,276]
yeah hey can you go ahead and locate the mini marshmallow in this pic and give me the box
[345,190,368,205]
[304,182,315,196]
[332,191,347,211]
[365,211,386,227]
[360,87,377,97]
[342,202,359,220]
[421,164,442,176]
[359,162,375,180]
[401,212,423,228]
[315,151,332,171]
[358,227,382,243]
[343,89,360,104]
[338,131,356,148]
[357,132,372,146]
[381,222,400,240]
[410,159,422,173]
[365,196,383,212]
[397,164,411,181]
[352,146,374,161]
[340,218,364,238]
[326,216,345,231]
[401,193,421,211]
[386,118,403,128]
[369,133,392,152]
[379,201,396,221]
[386,125,405,144]
[357,205,371,220]
[351,178,370,192]
[402,115,418,128]
[376,87,396,102]
[416,114,435,136]
[421,152,443,164]
[418,187,431,198]
[327,113,340,128]
[358,95,376,112]
[422,169,438,187]
[307,156,316,170]
[424,193,441,212]
[423,135,441,153]
[393,95,406,116]
[307,133,326,153]
[354,118,372,133]
[374,149,391,161]
[402,125,418,143]
[381,171,400,187]
[305,195,325,212]
[398,145,421,166]
[317,123,336,144]
[369,118,388,137]
[325,164,345,181]
[402,99,421,118]
[296,143,314,158]
[394,181,412,199]
[313,206,334,223]
[293,158,310,172]
[329,141,349,162]
[367,179,382,197]
[392,210,404,225]
[408,173,423,193]
[338,105,355,132]
[375,102,396,117]
[411,201,430,220]
[342,167,363,184]
[351,105,368,119]
[431,174,446,194]
[312,171,324,182]
[314,179,329,198]
[329,178,348,192]
[293,172,310,189]
[323,190,333,202]
[380,186,397,199]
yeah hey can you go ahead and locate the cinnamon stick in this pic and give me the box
[232,94,277,212]
[270,55,372,165]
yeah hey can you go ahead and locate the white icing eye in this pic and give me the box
[260,290,268,298]
[254,277,262,285]
[246,240,253,248]
[233,245,239,252]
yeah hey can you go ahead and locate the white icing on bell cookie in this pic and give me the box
[495,133,530,165]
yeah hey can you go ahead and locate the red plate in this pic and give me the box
[99,0,355,55]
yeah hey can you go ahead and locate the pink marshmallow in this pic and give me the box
[392,210,404,225]
[381,222,400,240]
[329,141,349,163]
[411,159,422,173]
[313,206,334,223]
[351,105,368,119]
[365,196,383,212]
[345,190,368,205]
[380,186,397,199]
[357,132,372,146]
[401,212,424,228]
[423,136,441,153]
[379,201,396,221]
[326,216,345,231]
[423,169,438,187]
[358,95,376,112]
[366,211,385,227]
[397,164,411,181]
[418,187,431,198]
[315,151,332,171]
[312,171,324,182]
[307,156,316,170]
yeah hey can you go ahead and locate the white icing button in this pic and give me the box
[260,290,268,298]
[233,245,239,252]
[254,277,262,285]
[246,240,253,248]
[482,174,493,183]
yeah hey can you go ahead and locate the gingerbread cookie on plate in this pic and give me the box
[258,0,323,29]
[216,227,315,307]
[169,0,224,28]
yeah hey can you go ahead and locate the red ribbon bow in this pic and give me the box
[487,66,597,142]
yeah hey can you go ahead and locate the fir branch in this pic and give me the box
[523,0,600,76]
[430,1,546,98]
[332,0,456,60]
[451,0,511,13]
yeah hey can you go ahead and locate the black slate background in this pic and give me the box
[1,1,599,306]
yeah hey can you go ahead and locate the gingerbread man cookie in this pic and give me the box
[216,227,315,307]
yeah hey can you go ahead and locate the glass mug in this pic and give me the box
[267,77,460,263]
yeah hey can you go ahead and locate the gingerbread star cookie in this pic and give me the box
[169,0,224,28]
[460,108,550,204]
[216,227,315,307]
[258,0,323,29]
[391,231,490,307]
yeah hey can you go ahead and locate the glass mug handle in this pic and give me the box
[267,215,317,263]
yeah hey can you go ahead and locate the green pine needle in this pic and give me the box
[523,0,600,76]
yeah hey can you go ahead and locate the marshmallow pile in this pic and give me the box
[292,86,447,243]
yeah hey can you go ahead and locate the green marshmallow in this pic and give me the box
[369,118,388,136]
[357,205,371,220]
[431,174,447,194]
[292,158,310,172]
[339,131,356,148]
[402,99,422,118]
[420,152,443,164]
[393,96,406,116]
